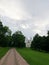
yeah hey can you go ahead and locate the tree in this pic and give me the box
[47,31,49,36]
[3,26,12,47]
[3,26,11,36]
[12,31,25,48]
[40,36,47,51]
[31,34,41,50]
[31,31,49,52]
[0,21,4,46]
[45,31,49,51]
[0,21,12,47]
[0,21,26,47]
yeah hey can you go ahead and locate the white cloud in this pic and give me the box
[0,0,49,38]
[0,0,32,20]
[33,30,41,34]
[20,24,29,29]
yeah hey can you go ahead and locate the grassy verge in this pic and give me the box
[0,47,9,59]
[16,48,49,65]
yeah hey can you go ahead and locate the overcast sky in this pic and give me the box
[0,0,49,39]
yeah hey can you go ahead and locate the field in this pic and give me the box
[17,48,49,65]
[0,47,9,59]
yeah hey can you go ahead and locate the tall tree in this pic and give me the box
[31,34,41,50]
[0,21,12,47]
[12,31,25,48]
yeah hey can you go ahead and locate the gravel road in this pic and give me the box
[0,48,29,65]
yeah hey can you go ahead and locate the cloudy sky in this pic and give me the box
[0,0,49,38]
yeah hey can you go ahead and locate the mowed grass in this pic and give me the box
[17,48,49,65]
[0,47,9,59]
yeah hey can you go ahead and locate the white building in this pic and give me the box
[25,38,32,47]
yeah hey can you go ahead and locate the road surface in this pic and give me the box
[0,48,29,65]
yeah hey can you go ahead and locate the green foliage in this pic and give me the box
[0,20,49,51]
[0,21,12,47]
[12,31,25,48]
[17,48,49,65]
[0,21,25,47]
[31,31,49,52]
[31,34,41,50]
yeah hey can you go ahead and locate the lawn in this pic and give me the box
[0,47,9,59]
[16,48,49,65]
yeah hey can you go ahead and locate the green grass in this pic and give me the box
[0,47,9,59]
[16,48,49,65]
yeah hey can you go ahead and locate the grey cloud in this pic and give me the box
[0,0,49,38]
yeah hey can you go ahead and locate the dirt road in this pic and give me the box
[0,48,29,65]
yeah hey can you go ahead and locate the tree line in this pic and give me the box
[31,32,49,52]
[0,20,49,52]
[0,21,25,48]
